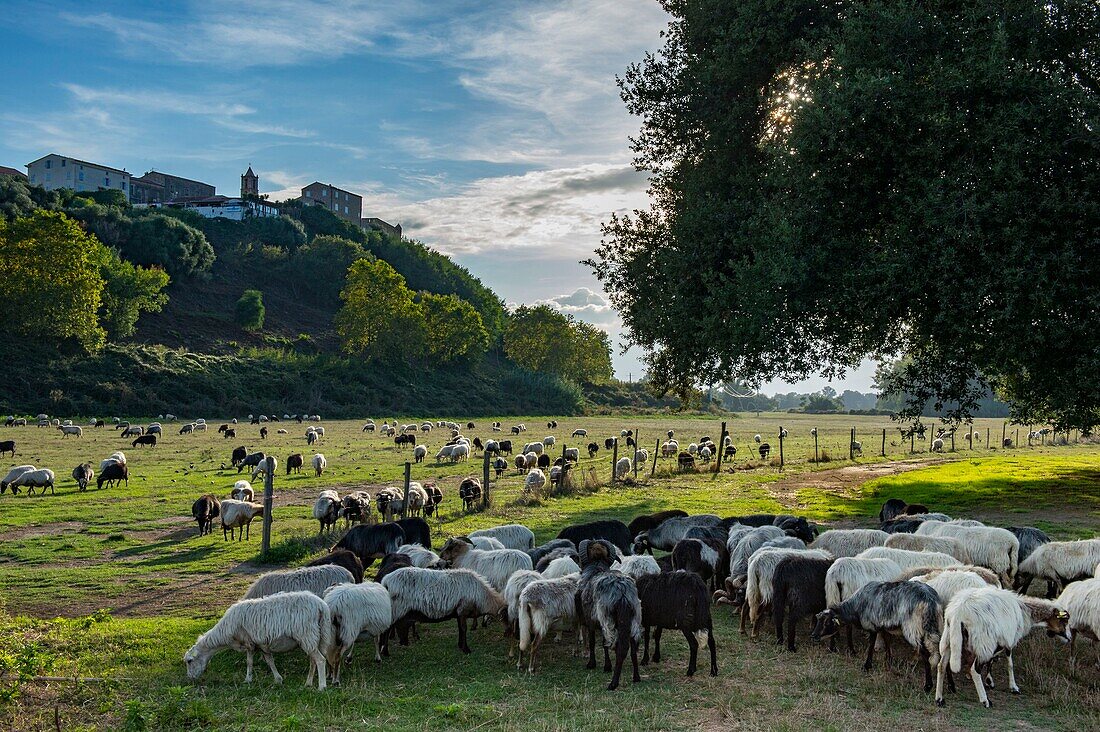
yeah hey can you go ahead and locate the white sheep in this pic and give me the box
[9,468,55,496]
[825,557,904,609]
[57,424,83,438]
[438,538,533,592]
[396,543,440,568]
[242,564,355,600]
[1056,578,1100,663]
[542,556,581,578]
[728,525,788,579]
[252,457,278,481]
[885,534,971,563]
[220,499,265,541]
[563,447,580,462]
[381,567,506,654]
[436,444,456,461]
[932,438,945,452]
[503,569,545,657]
[1,465,36,494]
[324,582,392,682]
[184,591,331,689]
[469,535,506,550]
[611,554,660,581]
[857,546,962,572]
[615,457,632,479]
[633,449,649,468]
[517,573,581,672]
[543,435,556,448]
[936,587,1071,707]
[312,453,327,477]
[313,491,341,533]
[1017,539,1100,596]
[811,529,889,558]
[413,445,427,462]
[915,522,1019,586]
[525,468,546,492]
[232,480,254,501]
[469,524,535,550]
[911,569,996,605]
[450,443,470,463]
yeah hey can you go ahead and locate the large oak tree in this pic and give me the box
[591,0,1099,428]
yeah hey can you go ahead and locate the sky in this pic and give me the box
[0,0,876,394]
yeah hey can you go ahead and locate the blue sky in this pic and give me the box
[0,0,876,393]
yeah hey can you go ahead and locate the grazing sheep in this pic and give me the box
[238,451,266,475]
[231,446,248,467]
[896,564,1001,587]
[812,581,944,692]
[1006,526,1052,593]
[612,554,661,581]
[503,569,546,657]
[632,514,722,554]
[413,445,427,463]
[469,535,506,551]
[0,440,14,458]
[375,488,404,522]
[324,582,392,682]
[811,529,889,558]
[382,567,505,654]
[936,587,1071,707]
[572,429,588,437]
[459,477,482,511]
[403,483,429,516]
[885,533,971,562]
[192,494,220,536]
[313,490,342,533]
[614,457,632,479]
[858,546,962,572]
[524,468,546,492]
[9,468,55,496]
[910,569,995,605]
[178,424,194,435]
[576,539,642,690]
[57,424,83,438]
[635,570,718,675]
[741,548,833,638]
[374,553,413,583]
[728,526,788,580]
[243,564,355,600]
[822,557,904,652]
[131,434,157,448]
[558,520,633,556]
[1056,578,1100,665]
[220,500,265,541]
[311,453,327,477]
[672,538,724,589]
[252,456,278,481]
[915,522,1019,586]
[96,462,128,490]
[758,443,771,460]
[184,591,331,689]
[772,555,835,651]
[285,453,304,475]
[437,537,533,592]
[1016,539,1100,597]
[231,480,254,501]
[339,491,372,527]
[306,549,365,584]
[421,484,443,517]
[396,543,440,568]
[517,574,581,672]
[71,463,94,491]
[470,524,535,550]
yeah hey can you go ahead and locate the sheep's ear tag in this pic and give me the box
[1057,610,1069,620]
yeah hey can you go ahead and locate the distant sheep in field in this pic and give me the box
[524,468,546,493]
[192,494,220,536]
[313,490,341,534]
[311,453,327,477]
[231,480,254,501]
[71,463,94,491]
[57,424,82,438]
[184,591,331,689]
[220,499,264,541]
[459,477,482,511]
[96,461,128,489]
[286,453,304,475]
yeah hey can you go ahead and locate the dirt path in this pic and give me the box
[763,456,952,511]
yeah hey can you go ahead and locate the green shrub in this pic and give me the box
[235,290,265,331]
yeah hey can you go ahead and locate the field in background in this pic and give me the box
[0,413,1097,731]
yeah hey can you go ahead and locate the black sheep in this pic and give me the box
[556,520,632,556]
[497,440,513,455]
[604,437,616,450]
[627,510,690,540]
[587,442,600,458]
[878,498,908,522]
[526,538,576,566]
[422,485,444,517]
[459,478,482,510]
[635,570,717,676]
[774,516,817,543]
[720,514,777,529]
[223,428,236,439]
[374,552,413,582]
[0,440,15,457]
[671,538,723,589]
[131,434,157,448]
[333,523,405,569]
[577,540,642,691]
[902,503,930,515]
[230,445,247,467]
[493,457,508,479]
[97,462,128,489]
[306,548,365,583]
[758,443,771,460]
[396,517,431,549]
[286,453,304,474]
[472,437,483,452]
[238,451,266,474]
[771,555,833,651]
[534,547,579,572]
[191,494,220,536]
[537,453,551,469]
[880,518,924,534]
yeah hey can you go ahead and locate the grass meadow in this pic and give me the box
[0,413,1097,731]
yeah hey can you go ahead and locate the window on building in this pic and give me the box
[344,205,349,214]
[79,172,84,181]
[61,159,66,167]
[305,190,312,198]
[322,189,327,197]
[44,172,51,181]
[45,159,51,169]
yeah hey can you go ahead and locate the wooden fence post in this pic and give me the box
[611,438,619,484]
[561,444,568,489]
[1028,425,1033,447]
[778,426,784,471]
[850,427,855,460]
[400,462,412,517]
[881,428,886,457]
[1002,423,1007,448]
[715,421,727,473]
[950,431,955,452]
[1015,428,1019,448]
[814,429,819,463]
[482,451,490,508]
[651,438,659,477]
[986,428,990,450]
[261,456,275,555]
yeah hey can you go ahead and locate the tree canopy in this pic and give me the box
[592,0,1100,429]
[503,305,613,384]
[335,257,425,361]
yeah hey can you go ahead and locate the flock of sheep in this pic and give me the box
[181,491,1100,707]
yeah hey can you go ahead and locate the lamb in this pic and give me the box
[576,539,642,690]
[96,461,128,489]
[470,524,535,550]
[632,514,722,554]
[183,591,331,689]
[517,574,581,672]
[822,556,904,652]
[524,468,546,492]
[243,564,355,600]
[306,549,365,584]
[459,477,482,510]
[614,457,632,479]
[382,567,505,654]
[635,570,718,675]
[1,465,35,494]
[857,546,962,573]
[935,587,1071,707]
[558,520,633,556]
[771,555,835,651]
[220,499,264,541]
[311,453,327,477]
[612,554,661,581]
[324,582,393,681]
[469,535,506,550]
[9,468,55,496]
[885,533,971,562]
[915,522,1019,586]
[395,543,440,567]
[313,490,341,533]
[71,463,94,491]
[812,580,944,692]
[811,529,889,558]
[192,494,220,536]
[627,510,690,539]
[1016,539,1100,596]
[231,480,254,501]
[1056,578,1100,664]
[437,537,533,592]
